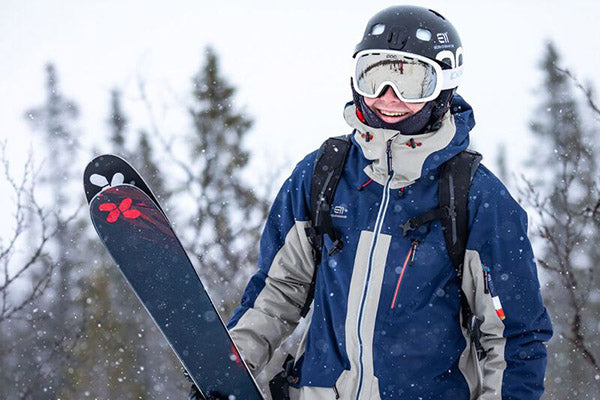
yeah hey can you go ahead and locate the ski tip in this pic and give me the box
[83,154,130,205]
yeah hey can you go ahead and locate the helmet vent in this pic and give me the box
[416,28,432,41]
[428,9,446,20]
[370,23,385,35]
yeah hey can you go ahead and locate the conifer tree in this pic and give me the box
[495,143,509,185]
[135,130,169,203]
[523,42,600,397]
[18,63,87,399]
[108,88,128,155]
[182,47,268,317]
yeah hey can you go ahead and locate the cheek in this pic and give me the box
[409,102,427,113]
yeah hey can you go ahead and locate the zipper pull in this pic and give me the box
[482,264,490,294]
[386,139,393,176]
[409,239,419,265]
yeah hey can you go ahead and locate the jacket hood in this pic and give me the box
[343,94,475,189]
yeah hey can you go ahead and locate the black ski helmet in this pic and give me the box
[354,5,463,70]
[351,6,463,131]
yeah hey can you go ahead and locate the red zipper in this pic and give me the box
[390,239,419,309]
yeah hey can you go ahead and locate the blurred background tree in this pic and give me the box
[519,41,600,398]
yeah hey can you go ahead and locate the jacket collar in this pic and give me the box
[343,95,474,189]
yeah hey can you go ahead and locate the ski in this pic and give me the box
[83,154,165,215]
[84,157,264,400]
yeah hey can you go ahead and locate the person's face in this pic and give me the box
[362,86,426,124]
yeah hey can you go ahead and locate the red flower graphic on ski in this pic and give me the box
[98,197,141,223]
[94,187,175,238]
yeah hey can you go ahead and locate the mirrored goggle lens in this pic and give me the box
[354,53,438,100]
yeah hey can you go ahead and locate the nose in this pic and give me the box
[379,86,402,102]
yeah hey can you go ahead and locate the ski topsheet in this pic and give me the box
[83,154,165,215]
[84,157,264,400]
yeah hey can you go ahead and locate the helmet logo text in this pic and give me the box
[436,32,450,44]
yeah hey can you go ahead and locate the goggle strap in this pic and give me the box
[440,66,464,90]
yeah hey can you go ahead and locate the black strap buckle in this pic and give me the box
[401,219,416,236]
[443,204,457,219]
[467,315,487,361]
[328,239,343,256]
[269,355,297,400]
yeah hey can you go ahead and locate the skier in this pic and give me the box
[224,6,553,399]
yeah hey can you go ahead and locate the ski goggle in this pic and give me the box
[352,50,463,103]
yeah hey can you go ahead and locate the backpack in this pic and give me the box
[302,134,486,360]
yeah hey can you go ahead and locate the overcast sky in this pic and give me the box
[1,0,599,219]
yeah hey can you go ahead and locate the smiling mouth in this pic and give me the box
[376,108,410,118]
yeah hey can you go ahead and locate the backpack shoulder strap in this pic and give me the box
[401,149,482,246]
[439,149,485,359]
[309,135,353,227]
[439,149,482,272]
[301,134,351,317]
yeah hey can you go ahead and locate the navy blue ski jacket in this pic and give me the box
[228,95,553,400]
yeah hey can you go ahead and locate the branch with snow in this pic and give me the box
[0,142,67,324]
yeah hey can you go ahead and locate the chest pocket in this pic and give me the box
[385,225,458,318]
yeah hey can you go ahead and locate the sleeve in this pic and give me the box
[226,152,318,375]
[463,165,553,400]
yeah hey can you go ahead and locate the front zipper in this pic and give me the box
[354,138,396,400]
[390,239,419,309]
[386,138,393,175]
[482,263,490,294]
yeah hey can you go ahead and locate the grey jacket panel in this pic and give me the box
[344,231,389,400]
[229,220,315,374]
[463,249,507,400]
